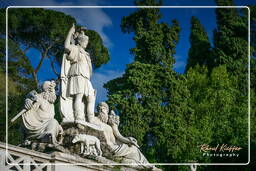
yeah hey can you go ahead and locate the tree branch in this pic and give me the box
[20,45,36,77]
[48,55,60,78]
[32,70,38,86]
[35,45,52,73]
[23,46,31,54]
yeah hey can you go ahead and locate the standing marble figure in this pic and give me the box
[60,24,96,123]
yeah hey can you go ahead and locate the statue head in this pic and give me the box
[97,102,109,123]
[41,80,56,103]
[108,110,120,126]
[42,81,55,92]
[77,31,89,48]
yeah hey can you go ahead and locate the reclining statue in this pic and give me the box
[92,102,160,170]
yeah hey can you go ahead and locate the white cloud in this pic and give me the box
[9,0,113,47]
[55,7,113,47]
[91,69,124,105]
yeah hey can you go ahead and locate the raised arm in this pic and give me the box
[64,24,76,50]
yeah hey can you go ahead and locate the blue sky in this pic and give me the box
[2,0,255,104]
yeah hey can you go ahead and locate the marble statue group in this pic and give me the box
[12,24,160,171]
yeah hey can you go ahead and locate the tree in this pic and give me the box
[121,0,179,67]
[185,16,211,72]
[0,38,35,144]
[184,1,249,169]
[105,0,208,167]
[213,0,248,77]
[0,8,109,86]
[213,0,248,161]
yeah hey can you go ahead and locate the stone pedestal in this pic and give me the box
[0,142,141,171]
[61,121,114,158]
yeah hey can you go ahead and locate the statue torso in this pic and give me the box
[67,45,92,79]
[36,95,55,120]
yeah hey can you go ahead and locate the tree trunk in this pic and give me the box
[32,71,38,87]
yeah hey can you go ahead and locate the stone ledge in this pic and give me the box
[0,142,142,171]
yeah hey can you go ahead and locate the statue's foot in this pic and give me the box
[151,166,162,171]
[62,118,75,124]
[75,119,86,125]
[21,140,31,146]
[87,115,97,123]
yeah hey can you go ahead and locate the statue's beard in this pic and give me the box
[42,91,56,103]
[99,112,108,123]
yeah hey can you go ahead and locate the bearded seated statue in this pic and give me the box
[20,81,63,145]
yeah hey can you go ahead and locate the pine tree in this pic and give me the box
[185,16,211,72]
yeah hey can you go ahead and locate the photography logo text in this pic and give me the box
[199,144,242,158]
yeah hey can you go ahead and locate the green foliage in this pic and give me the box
[208,0,249,165]
[185,0,249,167]
[186,16,211,72]
[213,0,248,76]
[188,66,247,144]
[1,8,76,56]
[105,62,196,163]
[106,0,203,166]
[106,0,249,168]
[0,38,36,91]
[0,71,25,145]
[121,0,180,67]
[0,37,35,144]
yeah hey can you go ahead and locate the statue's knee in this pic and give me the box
[48,119,58,126]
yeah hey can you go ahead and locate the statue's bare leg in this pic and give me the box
[86,94,96,123]
[74,93,85,122]
[95,140,102,156]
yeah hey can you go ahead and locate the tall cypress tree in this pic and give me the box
[198,0,249,166]
[186,16,211,72]
[213,0,248,76]
[104,0,197,165]
[213,0,248,146]
[184,1,249,167]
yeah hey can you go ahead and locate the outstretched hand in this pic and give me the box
[128,137,139,148]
